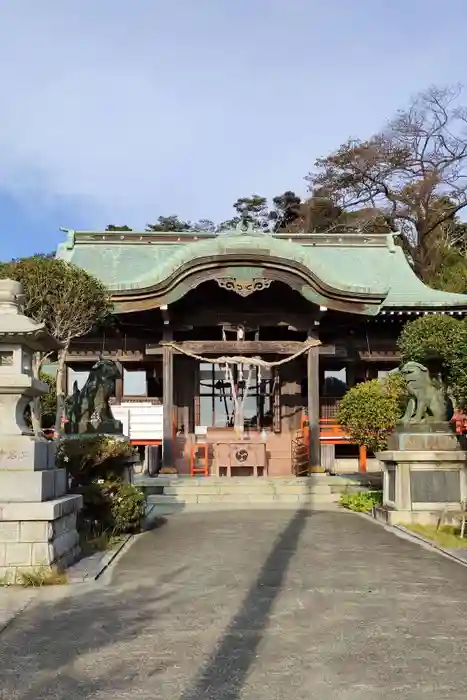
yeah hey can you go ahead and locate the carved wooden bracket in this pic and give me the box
[215,277,272,297]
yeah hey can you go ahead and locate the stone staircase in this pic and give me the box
[136,474,380,513]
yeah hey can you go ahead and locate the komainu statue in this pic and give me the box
[65,358,123,435]
[398,361,452,426]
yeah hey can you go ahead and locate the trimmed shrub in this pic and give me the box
[57,435,144,537]
[337,373,406,452]
[57,435,137,488]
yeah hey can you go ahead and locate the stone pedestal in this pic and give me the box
[375,424,467,525]
[0,435,82,584]
[0,278,82,583]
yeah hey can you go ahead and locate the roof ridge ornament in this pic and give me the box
[232,204,265,236]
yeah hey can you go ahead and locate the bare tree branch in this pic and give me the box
[306,84,467,279]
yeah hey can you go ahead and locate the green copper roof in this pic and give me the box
[55,228,467,311]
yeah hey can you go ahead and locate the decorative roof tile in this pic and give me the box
[55,230,467,310]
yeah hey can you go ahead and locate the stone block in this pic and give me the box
[19,521,52,543]
[54,469,67,498]
[0,436,50,471]
[53,529,79,559]
[0,521,19,542]
[387,424,459,451]
[0,494,82,521]
[0,544,6,567]
[46,440,57,469]
[0,469,56,502]
[31,542,53,566]
[410,469,461,503]
[5,542,32,566]
[31,529,80,566]
[53,512,77,538]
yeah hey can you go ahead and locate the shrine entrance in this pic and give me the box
[161,335,320,477]
[198,361,276,432]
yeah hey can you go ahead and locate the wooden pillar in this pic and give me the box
[307,339,320,467]
[359,445,367,473]
[162,345,174,468]
[114,361,123,403]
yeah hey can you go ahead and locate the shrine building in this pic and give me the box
[55,224,467,476]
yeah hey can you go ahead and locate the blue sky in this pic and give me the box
[1,0,467,259]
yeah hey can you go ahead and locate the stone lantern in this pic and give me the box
[0,279,82,582]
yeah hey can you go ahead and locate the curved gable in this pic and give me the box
[111,234,389,314]
[56,229,467,314]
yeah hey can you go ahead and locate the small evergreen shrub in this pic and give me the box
[57,436,144,539]
[57,435,137,487]
[337,373,406,452]
[340,491,383,513]
[78,481,145,536]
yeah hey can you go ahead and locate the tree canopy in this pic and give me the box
[306,85,467,280]
[101,83,467,292]
[0,256,111,432]
[397,315,467,408]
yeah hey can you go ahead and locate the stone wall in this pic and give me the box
[0,499,81,584]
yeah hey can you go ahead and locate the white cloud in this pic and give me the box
[0,0,465,229]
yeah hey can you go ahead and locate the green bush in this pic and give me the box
[57,435,137,488]
[78,481,145,536]
[57,435,143,539]
[337,373,406,452]
[109,482,146,534]
[39,370,57,428]
[340,491,382,512]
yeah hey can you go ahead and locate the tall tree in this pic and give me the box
[306,85,467,279]
[269,190,302,231]
[146,216,192,231]
[191,219,217,232]
[0,257,111,434]
[233,194,270,230]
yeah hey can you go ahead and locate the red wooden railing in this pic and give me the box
[299,412,367,473]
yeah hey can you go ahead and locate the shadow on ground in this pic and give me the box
[0,509,308,700]
[0,581,175,699]
[179,508,310,700]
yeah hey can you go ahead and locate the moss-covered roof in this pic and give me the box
[55,227,467,312]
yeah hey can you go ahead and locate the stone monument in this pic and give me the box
[376,361,467,525]
[0,279,82,582]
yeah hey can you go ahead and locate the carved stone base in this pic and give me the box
[377,427,467,519]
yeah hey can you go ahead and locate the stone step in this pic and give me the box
[163,484,333,495]
[147,501,340,514]
[137,475,333,487]
[147,492,339,505]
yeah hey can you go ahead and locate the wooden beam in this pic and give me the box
[147,340,337,356]
[65,352,145,363]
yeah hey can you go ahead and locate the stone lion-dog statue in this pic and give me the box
[397,361,450,425]
[65,358,123,435]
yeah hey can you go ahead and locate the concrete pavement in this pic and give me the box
[1,510,467,699]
